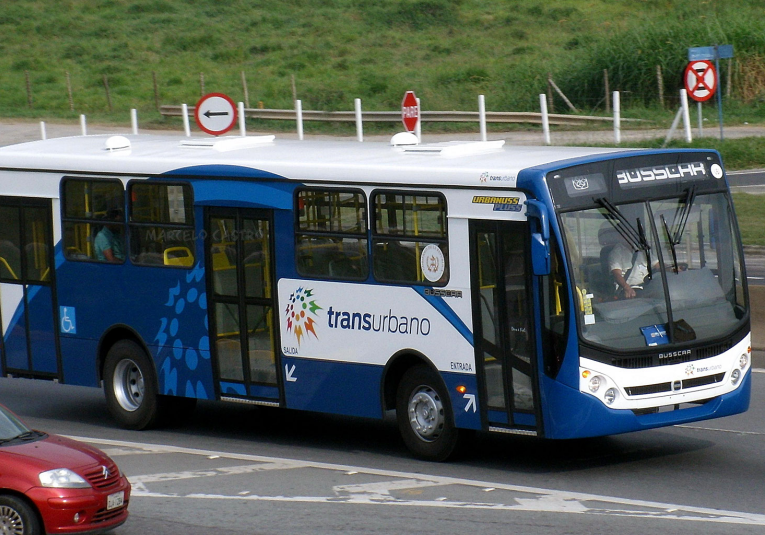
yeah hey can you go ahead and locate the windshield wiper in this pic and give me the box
[661,214,679,273]
[596,197,647,254]
[637,217,653,280]
[672,185,697,245]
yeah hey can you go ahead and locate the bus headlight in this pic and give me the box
[604,388,617,405]
[589,376,603,393]
[740,354,748,369]
[731,369,741,385]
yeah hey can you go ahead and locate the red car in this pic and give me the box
[0,403,130,534]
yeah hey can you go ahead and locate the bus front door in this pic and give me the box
[0,198,59,379]
[206,208,281,404]
[470,220,540,433]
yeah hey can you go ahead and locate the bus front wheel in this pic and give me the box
[396,366,460,461]
[103,340,160,430]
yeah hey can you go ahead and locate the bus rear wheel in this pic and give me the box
[396,365,460,461]
[104,340,160,430]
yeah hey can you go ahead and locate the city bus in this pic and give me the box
[0,132,751,460]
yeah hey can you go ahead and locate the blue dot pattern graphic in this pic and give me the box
[154,262,212,399]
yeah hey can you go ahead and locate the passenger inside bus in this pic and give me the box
[94,209,125,263]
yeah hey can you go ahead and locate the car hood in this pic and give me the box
[0,434,109,472]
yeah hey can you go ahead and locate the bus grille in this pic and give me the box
[625,372,726,396]
[609,338,734,369]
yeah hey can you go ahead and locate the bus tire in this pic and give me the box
[0,495,42,535]
[103,340,160,430]
[396,365,460,461]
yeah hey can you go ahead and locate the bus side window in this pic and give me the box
[371,192,448,285]
[128,182,195,268]
[62,178,125,263]
[294,189,368,280]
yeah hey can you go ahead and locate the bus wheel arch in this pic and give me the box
[382,351,437,412]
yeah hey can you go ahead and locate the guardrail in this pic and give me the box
[160,105,634,126]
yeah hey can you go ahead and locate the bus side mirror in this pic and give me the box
[526,200,551,276]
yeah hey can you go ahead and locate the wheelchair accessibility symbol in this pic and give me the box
[59,306,77,334]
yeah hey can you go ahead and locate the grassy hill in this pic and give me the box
[1,0,765,125]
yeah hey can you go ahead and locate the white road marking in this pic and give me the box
[675,425,765,436]
[65,435,765,526]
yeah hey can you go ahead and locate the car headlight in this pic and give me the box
[39,468,90,488]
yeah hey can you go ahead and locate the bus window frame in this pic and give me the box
[127,180,196,269]
[293,186,369,282]
[370,188,449,287]
[60,176,126,265]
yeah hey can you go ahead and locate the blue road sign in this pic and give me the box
[688,45,734,61]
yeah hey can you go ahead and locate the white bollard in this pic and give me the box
[355,98,363,142]
[680,89,692,143]
[131,109,138,135]
[238,102,246,137]
[539,94,550,146]
[478,94,487,142]
[415,97,421,143]
[40,121,46,140]
[80,114,87,136]
[181,104,191,137]
[296,99,304,140]
[613,91,621,144]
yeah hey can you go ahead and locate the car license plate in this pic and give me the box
[107,491,124,510]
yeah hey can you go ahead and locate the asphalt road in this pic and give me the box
[0,373,764,535]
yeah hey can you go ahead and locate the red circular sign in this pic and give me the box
[194,93,238,135]
[684,61,717,102]
[401,91,419,132]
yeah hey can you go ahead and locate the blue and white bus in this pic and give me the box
[0,132,751,460]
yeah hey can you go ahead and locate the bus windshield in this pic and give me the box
[560,192,746,350]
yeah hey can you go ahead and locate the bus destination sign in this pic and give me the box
[615,161,720,189]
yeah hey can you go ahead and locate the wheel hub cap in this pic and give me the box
[113,358,144,412]
[407,386,444,442]
[0,506,24,535]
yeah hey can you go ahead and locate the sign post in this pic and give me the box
[688,45,733,140]
[194,93,238,136]
[401,91,419,135]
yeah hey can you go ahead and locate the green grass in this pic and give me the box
[2,0,765,123]
[732,193,765,246]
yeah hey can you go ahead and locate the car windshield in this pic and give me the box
[0,405,30,440]
[560,192,746,350]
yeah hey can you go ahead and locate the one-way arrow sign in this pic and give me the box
[194,93,237,135]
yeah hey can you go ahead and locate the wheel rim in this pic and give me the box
[0,505,25,535]
[113,358,144,412]
[407,385,444,442]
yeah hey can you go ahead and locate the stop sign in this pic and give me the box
[401,91,419,132]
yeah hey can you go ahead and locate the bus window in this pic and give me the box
[295,189,368,280]
[372,192,448,285]
[0,206,21,280]
[129,182,195,267]
[62,178,125,263]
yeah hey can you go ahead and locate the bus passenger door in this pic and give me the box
[470,220,540,433]
[205,208,281,404]
[0,198,59,378]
